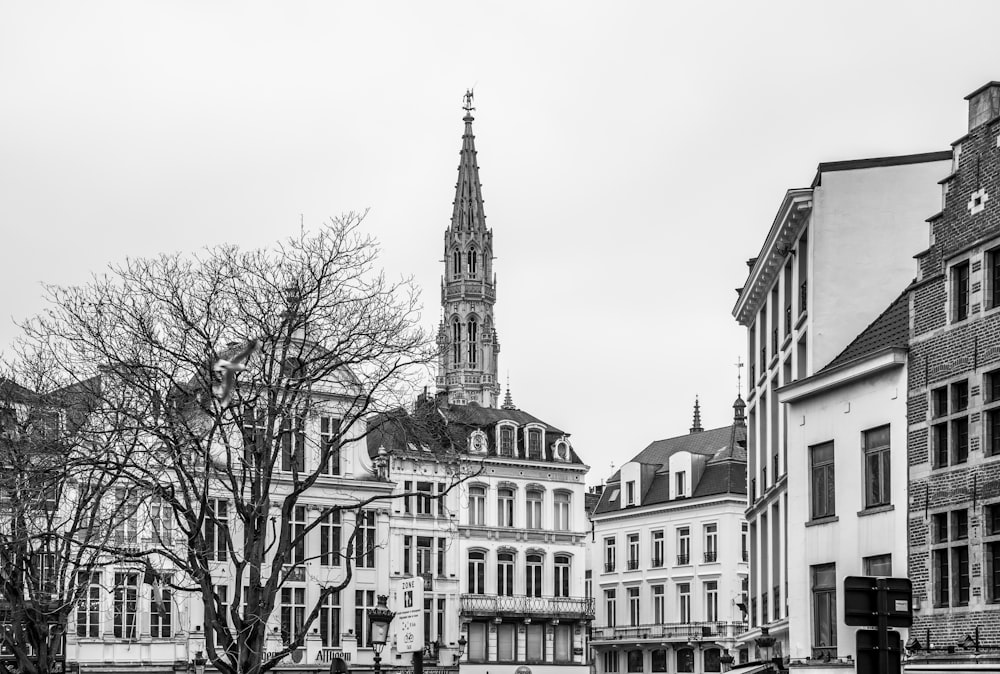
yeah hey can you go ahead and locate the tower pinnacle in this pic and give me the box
[435,94,500,407]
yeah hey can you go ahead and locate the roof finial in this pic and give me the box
[735,356,744,397]
[463,88,475,119]
[502,372,515,410]
[690,396,703,433]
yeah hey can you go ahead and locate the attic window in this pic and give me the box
[675,471,687,498]
[499,426,515,457]
[527,428,543,459]
[609,488,620,502]
[969,188,990,215]
[625,481,636,506]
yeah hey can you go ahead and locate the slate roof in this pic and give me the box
[594,422,746,515]
[367,398,582,465]
[820,289,909,373]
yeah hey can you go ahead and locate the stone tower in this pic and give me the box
[435,91,501,407]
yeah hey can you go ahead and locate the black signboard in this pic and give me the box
[856,629,901,674]
[844,576,912,627]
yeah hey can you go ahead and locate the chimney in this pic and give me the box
[965,82,1000,131]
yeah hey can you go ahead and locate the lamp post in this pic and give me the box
[719,651,735,672]
[191,651,207,674]
[755,627,777,672]
[368,595,396,674]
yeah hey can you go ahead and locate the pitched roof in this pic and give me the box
[594,423,746,514]
[438,404,564,435]
[821,289,910,373]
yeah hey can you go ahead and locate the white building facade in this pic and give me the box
[590,405,750,674]
[732,151,950,668]
[778,293,910,672]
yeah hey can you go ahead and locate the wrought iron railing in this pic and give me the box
[460,594,595,619]
[626,559,639,570]
[704,551,717,563]
[591,621,748,642]
[651,556,663,568]
[604,562,615,573]
[677,554,689,565]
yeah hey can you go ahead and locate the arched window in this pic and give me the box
[527,428,543,459]
[526,554,543,597]
[497,488,515,527]
[451,318,462,366]
[554,555,571,597]
[468,486,485,525]
[468,550,486,594]
[677,648,694,673]
[452,248,462,278]
[467,318,478,365]
[467,247,478,277]
[704,649,721,673]
[526,489,543,529]
[553,492,571,531]
[497,552,515,596]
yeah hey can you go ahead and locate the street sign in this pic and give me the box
[856,629,901,674]
[844,576,912,627]
[394,576,425,653]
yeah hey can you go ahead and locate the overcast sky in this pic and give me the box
[3,1,999,485]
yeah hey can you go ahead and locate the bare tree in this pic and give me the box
[18,214,469,674]
[0,354,137,674]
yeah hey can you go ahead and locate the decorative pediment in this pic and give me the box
[552,436,572,462]
[468,429,488,454]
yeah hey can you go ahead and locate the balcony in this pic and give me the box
[677,554,690,565]
[461,594,594,620]
[704,551,717,563]
[626,559,639,571]
[604,562,615,573]
[651,557,663,568]
[591,622,748,643]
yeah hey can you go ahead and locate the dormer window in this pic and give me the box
[625,481,636,506]
[675,471,686,498]
[554,439,570,462]
[527,428,543,459]
[499,425,515,457]
[469,430,488,455]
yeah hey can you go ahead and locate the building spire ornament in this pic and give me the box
[690,396,704,433]
[435,93,500,407]
[502,374,516,410]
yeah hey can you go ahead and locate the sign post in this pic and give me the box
[844,576,912,674]
[395,578,425,674]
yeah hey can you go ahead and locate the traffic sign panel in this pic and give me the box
[394,576,425,653]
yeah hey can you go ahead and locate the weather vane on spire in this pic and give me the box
[735,356,744,396]
[463,88,475,115]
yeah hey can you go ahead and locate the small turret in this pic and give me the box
[733,395,746,427]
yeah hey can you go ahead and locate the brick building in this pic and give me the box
[905,82,1000,672]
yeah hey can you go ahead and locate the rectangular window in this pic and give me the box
[526,491,543,529]
[605,589,617,626]
[150,496,172,545]
[625,481,635,506]
[987,541,1000,603]
[627,533,640,569]
[76,571,101,638]
[810,442,835,519]
[469,486,485,526]
[863,426,891,508]
[554,624,572,662]
[468,621,487,661]
[932,386,949,417]
[675,471,686,497]
[113,572,138,639]
[705,581,718,622]
[354,590,375,647]
[149,574,172,638]
[320,591,341,647]
[628,587,640,625]
[290,505,306,566]
[955,546,970,605]
[651,530,664,567]
[468,552,485,594]
[436,537,446,576]
[320,416,342,475]
[355,510,376,569]
[413,482,432,515]
[280,587,306,646]
[811,564,836,654]
[704,523,718,562]
[604,651,620,673]
[604,537,616,572]
[954,417,970,464]
[280,417,305,473]
[320,510,342,566]
[678,583,691,623]
[933,422,949,468]
[677,527,690,565]
[497,488,515,527]
[934,547,950,606]
[954,260,970,322]
[403,536,413,575]
[864,554,892,577]
[415,537,432,576]
[528,429,543,459]
[499,427,515,456]
[989,247,1000,309]
[652,584,665,624]
[987,409,1000,457]
[497,623,516,661]
[497,553,514,596]
[205,499,229,562]
[526,623,544,661]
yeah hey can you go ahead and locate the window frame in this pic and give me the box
[809,442,836,520]
[862,425,891,509]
